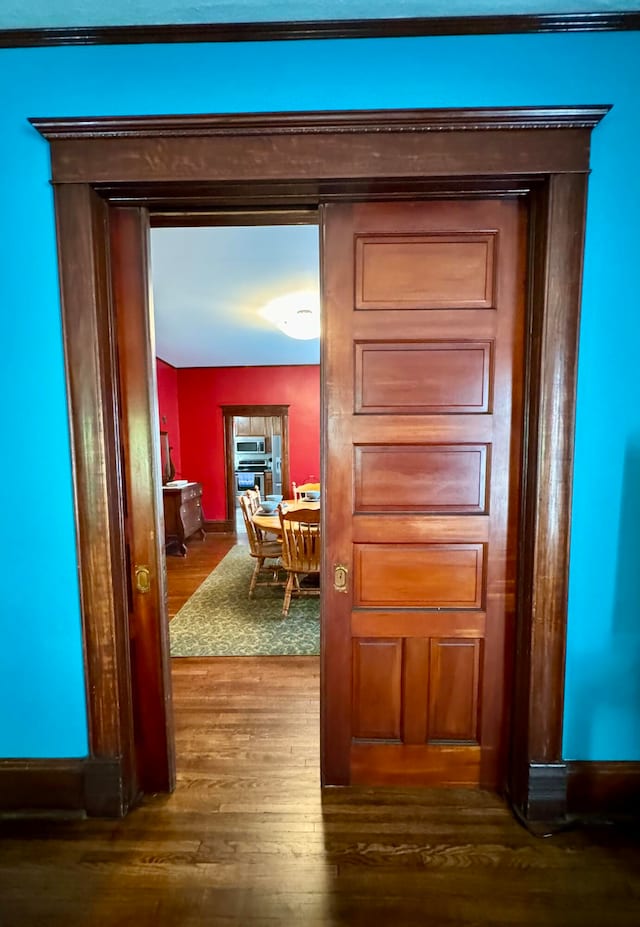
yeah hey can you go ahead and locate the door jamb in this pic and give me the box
[32,106,609,823]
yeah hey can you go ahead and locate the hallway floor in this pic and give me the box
[1,656,639,926]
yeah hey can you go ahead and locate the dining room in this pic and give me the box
[150,221,322,658]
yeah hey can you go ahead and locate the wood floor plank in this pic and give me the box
[1,653,639,925]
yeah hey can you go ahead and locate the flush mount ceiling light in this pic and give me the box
[259,289,320,340]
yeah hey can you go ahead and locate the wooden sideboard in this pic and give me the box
[163,482,205,556]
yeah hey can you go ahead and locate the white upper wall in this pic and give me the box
[1,1,636,29]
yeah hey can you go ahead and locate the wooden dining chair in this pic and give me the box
[244,486,261,513]
[277,504,321,616]
[243,485,282,540]
[238,494,283,598]
[292,481,321,501]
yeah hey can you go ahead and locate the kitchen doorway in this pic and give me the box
[223,405,290,533]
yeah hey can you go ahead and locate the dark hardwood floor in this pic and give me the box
[1,533,638,925]
[1,657,639,926]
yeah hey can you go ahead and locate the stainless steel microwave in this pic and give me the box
[235,436,266,454]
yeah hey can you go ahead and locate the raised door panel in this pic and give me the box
[352,639,402,740]
[355,341,492,414]
[323,197,526,789]
[354,543,484,609]
[355,233,496,309]
[350,637,482,746]
[354,444,488,514]
[428,639,482,743]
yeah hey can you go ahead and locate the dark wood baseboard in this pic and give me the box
[0,757,136,818]
[0,758,85,815]
[83,757,139,817]
[204,518,235,533]
[511,760,640,826]
[513,762,568,826]
[567,761,640,816]
[3,756,638,820]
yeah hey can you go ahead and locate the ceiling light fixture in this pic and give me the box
[259,290,320,340]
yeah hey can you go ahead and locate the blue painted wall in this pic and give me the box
[7,2,639,30]
[0,31,638,760]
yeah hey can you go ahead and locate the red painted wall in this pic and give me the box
[177,365,320,520]
[156,358,182,476]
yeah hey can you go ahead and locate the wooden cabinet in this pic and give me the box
[265,416,280,453]
[250,415,266,436]
[163,482,205,556]
[235,415,267,436]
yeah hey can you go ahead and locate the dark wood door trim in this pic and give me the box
[51,184,139,816]
[222,404,291,519]
[33,107,607,186]
[34,107,608,822]
[33,106,608,141]
[110,206,176,795]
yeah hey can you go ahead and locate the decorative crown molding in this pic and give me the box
[30,106,612,142]
[2,12,640,49]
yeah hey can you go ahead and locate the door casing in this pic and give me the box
[32,106,609,822]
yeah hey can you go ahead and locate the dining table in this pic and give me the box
[251,499,320,537]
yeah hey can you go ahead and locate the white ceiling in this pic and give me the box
[1,1,636,29]
[150,224,321,368]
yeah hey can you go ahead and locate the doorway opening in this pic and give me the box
[149,220,321,660]
[33,106,607,821]
[223,406,290,536]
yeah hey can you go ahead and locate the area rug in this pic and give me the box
[170,543,320,657]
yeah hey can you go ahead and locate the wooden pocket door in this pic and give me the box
[323,198,526,788]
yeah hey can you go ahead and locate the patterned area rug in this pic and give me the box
[170,543,320,657]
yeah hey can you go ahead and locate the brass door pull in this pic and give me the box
[334,563,349,593]
[135,565,151,594]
